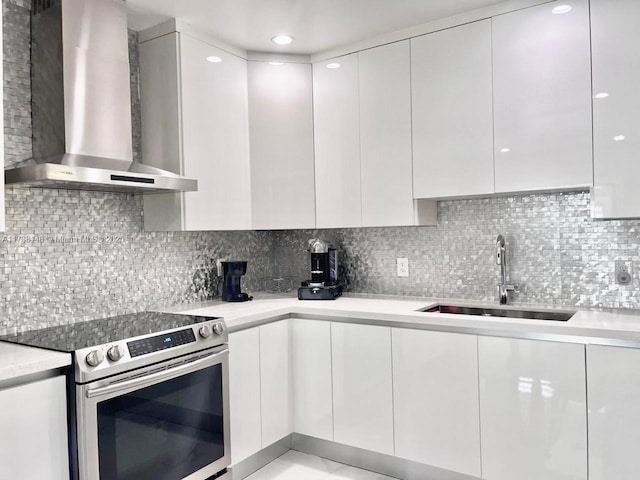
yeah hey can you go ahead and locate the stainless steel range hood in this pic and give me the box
[5,0,197,194]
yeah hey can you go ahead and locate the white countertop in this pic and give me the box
[0,342,71,384]
[163,294,640,347]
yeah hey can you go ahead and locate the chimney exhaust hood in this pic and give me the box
[5,0,197,194]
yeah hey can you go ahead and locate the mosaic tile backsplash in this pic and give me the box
[3,0,640,336]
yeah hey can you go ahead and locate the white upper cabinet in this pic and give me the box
[248,61,316,230]
[492,0,592,193]
[140,30,252,231]
[591,0,640,219]
[411,20,494,199]
[313,54,362,228]
[359,41,415,226]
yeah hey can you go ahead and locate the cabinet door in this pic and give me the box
[331,322,393,455]
[478,337,587,480]
[141,32,252,231]
[587,345,640,480]
[228,328,262,464]
[392,329,481,477]
[591,0,640,218]
[0,376,69,479]
[259,320,292,446]
[180,34,252,230]
[313,54,362,228]
[359,41,414,226]
[492,0,592,193]
[291,318,333,441]
[411,20,494,199]
[248,62,316,230]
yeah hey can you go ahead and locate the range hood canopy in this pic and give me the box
[5,0,197,194]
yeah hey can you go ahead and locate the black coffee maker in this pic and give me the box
[221,261,251,302]
[298,239,343,300]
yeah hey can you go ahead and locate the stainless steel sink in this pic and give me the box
[421,304,575,322]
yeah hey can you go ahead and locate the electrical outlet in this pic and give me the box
[397,258,409,277]
[216,258,226,277]
[615,260,633,285]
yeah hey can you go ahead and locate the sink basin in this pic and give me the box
[420,304,575,322]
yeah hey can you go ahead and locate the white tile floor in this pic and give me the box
[244,450,399,480]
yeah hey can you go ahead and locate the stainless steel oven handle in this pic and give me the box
[86,348,228,399]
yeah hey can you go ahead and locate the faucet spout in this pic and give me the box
[496,234,518,304]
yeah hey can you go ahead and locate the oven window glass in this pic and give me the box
[97,364,224,480]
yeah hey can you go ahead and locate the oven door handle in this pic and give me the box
[86,348,228,399]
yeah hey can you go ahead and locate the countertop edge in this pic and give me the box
[0,342,72,385]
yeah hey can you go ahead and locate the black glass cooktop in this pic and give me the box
[0,312,217,353]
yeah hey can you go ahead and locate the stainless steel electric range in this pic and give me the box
[1,312,231,480]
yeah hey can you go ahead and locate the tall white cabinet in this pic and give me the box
[492,0,593,193]
[140,29,252,231]
[312,54,362,228]
[478,337,587,480]
[248,61,316,230]
[591,0,640,219]
[411,20,494,199]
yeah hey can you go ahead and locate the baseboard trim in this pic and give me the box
[290,433,480,480]
[230,436,292,480]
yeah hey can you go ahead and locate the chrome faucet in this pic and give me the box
[496,234,518,305]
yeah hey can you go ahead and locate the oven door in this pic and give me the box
[76,345,230,480]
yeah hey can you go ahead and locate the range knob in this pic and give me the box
[198,325,212,339]
[212,322,225,335]
[85,350,105,367]
[107,345,125,362]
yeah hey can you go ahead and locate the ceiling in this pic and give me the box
[126,0,507,55]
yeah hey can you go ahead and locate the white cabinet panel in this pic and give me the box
[248,62,316,230]
[359,41,415,226]
[591,0,640,218]
[331,322,393,455]
[492,0,592,193]
[587,345,640,480]
[0,376,69,480]
[259,320,292,446]
[411,20,494,199]
[291,319,333,441]
[478,336,587,480]
[313,54,362,228]
[228,328,262,464]
[141,31,252,231]
[392,329,481,477]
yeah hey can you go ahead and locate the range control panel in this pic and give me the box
[127,328,196,358]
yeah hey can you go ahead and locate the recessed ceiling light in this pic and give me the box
[326,63,341,69]
[206,56,222,63]
[271,35,294,46]
[613,135,626,142]
[500,148,511,153]
[594,92,609,99]
[269,61,284,66]
[552,4,572,14]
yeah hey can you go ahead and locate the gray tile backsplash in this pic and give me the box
[3,0,640,335]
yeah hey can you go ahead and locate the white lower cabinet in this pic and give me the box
[291,319,333,441]
[259,320,292,446]
[0,375,69,480]
[478,337,587,480]
[331,322,394,455]
[587,345,640,480]
[228,327,262,464]
[392,328,481,477]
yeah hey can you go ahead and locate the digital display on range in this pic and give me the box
[127,328,196,357]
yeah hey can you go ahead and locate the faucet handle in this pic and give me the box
[505,284,519,293]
